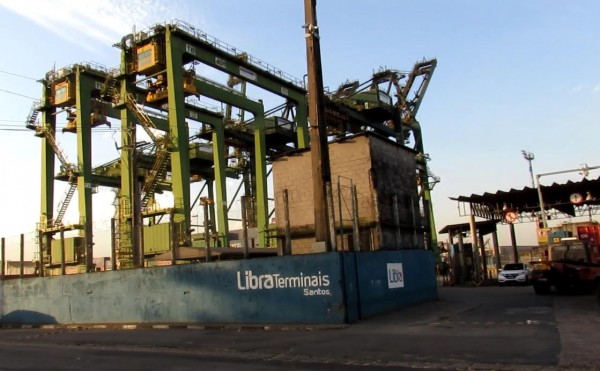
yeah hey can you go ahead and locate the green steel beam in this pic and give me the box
[190,76,268,246]
[75,67,94,272]
[169,25,309,148]
[252,107,268,246]
[205,180,216,243]
[166,28,191,246]
[118,70,136,268]
[40,84,55,266]
[211,121,228,246]
[413,124,439,256]
[414,136,437,253]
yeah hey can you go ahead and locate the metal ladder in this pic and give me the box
[118,197,134,269]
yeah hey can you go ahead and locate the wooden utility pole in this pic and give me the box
[304,0,332,251]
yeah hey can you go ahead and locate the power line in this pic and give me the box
[0,88,37,100]
[0,123,26,127]
[0,70,38,81]
[0,128,30,132]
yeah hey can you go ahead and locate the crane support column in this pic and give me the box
[252,107,269,247]
[40,84,55,264]
[211,120,229,246]
[118,68,137,268]
[75,67,94,272]
[166,29,191,247]
[190,78,267,246]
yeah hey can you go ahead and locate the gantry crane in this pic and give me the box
[26,20,439,272]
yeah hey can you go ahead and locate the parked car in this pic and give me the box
[498,263,532,286]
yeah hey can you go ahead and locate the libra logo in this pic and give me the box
[387,263,404,289]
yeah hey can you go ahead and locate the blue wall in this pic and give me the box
[350,250,438,319]
[0,250,436,325]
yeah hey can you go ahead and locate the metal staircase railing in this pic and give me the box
[25,100,41,130]
[54,175,77,226]
[39,126,74,173]
[118,197,134,268]
[141,147,169,208]
[32,125,78,227]
[125,93,161,144]
[125,92,171,209]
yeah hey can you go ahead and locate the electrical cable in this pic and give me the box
[0,88,37,100]
[0,70,38,81]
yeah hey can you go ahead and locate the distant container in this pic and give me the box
[50,236,84,264]
[143,223,170,254]
[3,261,37,276]
[548,230,572,245]
[577,225,600,246]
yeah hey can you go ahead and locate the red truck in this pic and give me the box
[532,225,600,296]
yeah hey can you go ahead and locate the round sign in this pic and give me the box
[570,193,584,205]
[505,211,518,223]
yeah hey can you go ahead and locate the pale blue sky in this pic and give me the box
[1,0,599,257]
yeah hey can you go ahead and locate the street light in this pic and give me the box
[536,163,600,231]
[521,150,535,188]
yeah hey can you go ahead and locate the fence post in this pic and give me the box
[351,185,360,252]
[60,229,66,275]
[1,237,5,279]
[283,190,292,256]
[20,233,24,277]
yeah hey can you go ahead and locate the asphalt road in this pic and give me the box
[0,286,598,370]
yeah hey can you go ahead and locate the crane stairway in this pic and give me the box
[141,147,169,208]
[25,101,41,130]
[26,120,78,228]
[124,92,171,210]
[54,177,77,226]
[125,93,163,144]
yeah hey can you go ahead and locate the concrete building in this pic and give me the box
[272,132,426,254]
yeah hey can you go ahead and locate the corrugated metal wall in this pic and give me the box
[0,250,436,325]
[352,250,438,319]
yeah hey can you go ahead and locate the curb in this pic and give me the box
[1,323,348,331]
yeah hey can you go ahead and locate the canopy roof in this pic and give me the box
[438,220,497,235]
[450,176,600,221]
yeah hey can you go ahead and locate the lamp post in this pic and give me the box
[521,150,535,188]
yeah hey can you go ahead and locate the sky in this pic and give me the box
[1,0,599,259]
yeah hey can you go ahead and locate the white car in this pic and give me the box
[498,263,532,286]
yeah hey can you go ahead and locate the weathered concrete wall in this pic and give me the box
[0,250,436,325]
[367,135,422,249]
[272,133,422,253]
[273,135,378,254]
